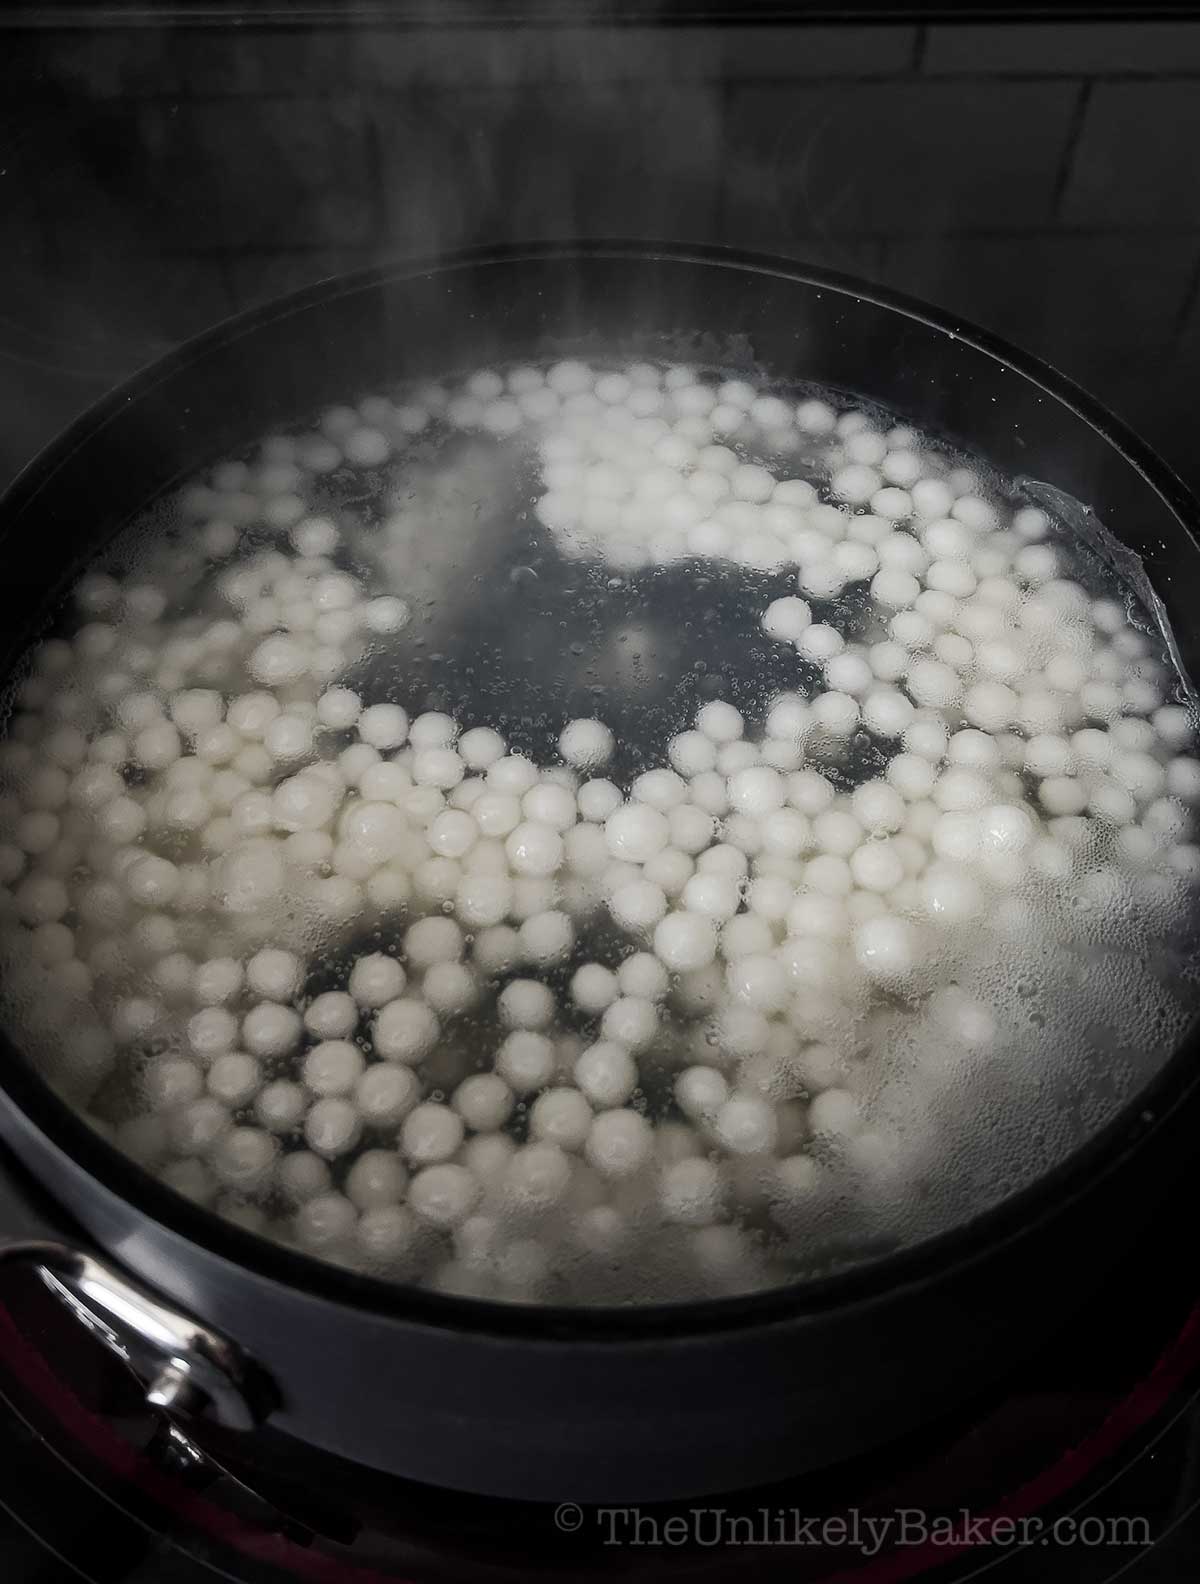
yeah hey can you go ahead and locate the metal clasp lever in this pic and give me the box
[0,1239,272,1431]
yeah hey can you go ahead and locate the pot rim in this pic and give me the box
[4,237,1199,1341]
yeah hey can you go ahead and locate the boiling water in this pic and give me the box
[0,358,1196,1304]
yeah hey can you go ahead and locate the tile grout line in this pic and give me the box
[1050,78,1093,222]
[1167,251,1200,343]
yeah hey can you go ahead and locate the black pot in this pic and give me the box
[1,242,1198,1504]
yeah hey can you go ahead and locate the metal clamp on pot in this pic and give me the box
[0,1239,273,1432]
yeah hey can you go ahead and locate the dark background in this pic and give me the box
[1,9,1199,501]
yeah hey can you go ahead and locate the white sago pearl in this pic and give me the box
[661,1158,723,1225]
[263,713,314,764]
[316,687,362,730]
[496,967,556,1031]
[412,748,464,790]
[609,879,667,932]
[452,1072,515,1132]
[978,803,1035,856]
[167,1097,231,1155]
[725,953,789,1014]
[854,915,918,981]
[682,871,741,920]
[505,821,564,876]
[831,464,881,505]
[849,778,905,834]
[824,651,874,696]
[123,853,181,908]
[401,1102,464,1166]
[1166,757,1200,802]
[883,754,934,804]
[486,754,539,797]
[345,1150,408,1211]
[762,597,812,643]
[356,704,408,751]
[132,721,182,772]
[473,792,522,838]
[296,1192,357,1250]
[1038,776,1087,815]
[1111,751,1166,801]
[759,807,812,856]
[571,961,621,1015]
[654,910,717,971]
[796,398,837,433]
[211,1126,277,1193]
[303,1040,365,1097]
[809,1088,862,1139]
[600,996,658,1050]
[207,1052,262,1108]
[504,1142,572,1209]
[271,771,338,832]
[523,782,577,832]
[715,1093,779,1155]
[696,700,744,743]
[246,947,303,1002]
[571,1041,635,1109]
[192,957,243,1006]
[497,1026,560,1102]
[355,1063,420,1127]
[717,742,761,776]
[919,862,983,924]
[559,779,615,829]
[362,595,409,635]
[849,840,906,893]
[406,712,456,752]
[728,766,785,817]
[142,1055,204,1111]
[617,951,670,1001]
[348,953,405,1008]
[870,569,920,609]
[765,694,810,742]
[668,730,717,777]
[242,1002,302,1057]
[603,803,669,864]
[1152,705,1193,749]
[458,726,506,770]
[1110,717,1156,755]
[168,689,223,737]
[669,803,717,854]
[529,1087,593,1151]
[405,917,464,970]
[517,908,574,964]
[454,872,514,928]
[255,1079,308,1133]
[422,962,479,1015]
[373,998,439,1063]
[558,718,614,770]
[585,1108,652,1177]
[187,1006,239,1060]
[409,1164,481,1229]
[160,1160,217,1207]
[795,624,844,664]
[248,635,306,687]
[276,1151,333,1206]
[304,990,358,1039]
[933,768,991,813]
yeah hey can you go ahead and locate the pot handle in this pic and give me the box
[0,1238,274,1431]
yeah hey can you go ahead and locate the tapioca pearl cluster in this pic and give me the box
[0,358,1197,1304]
[527,365,862,572]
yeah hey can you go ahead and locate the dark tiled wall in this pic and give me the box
[1,19,1198,497]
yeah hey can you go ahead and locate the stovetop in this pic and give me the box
[2,1199,1200,1584]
